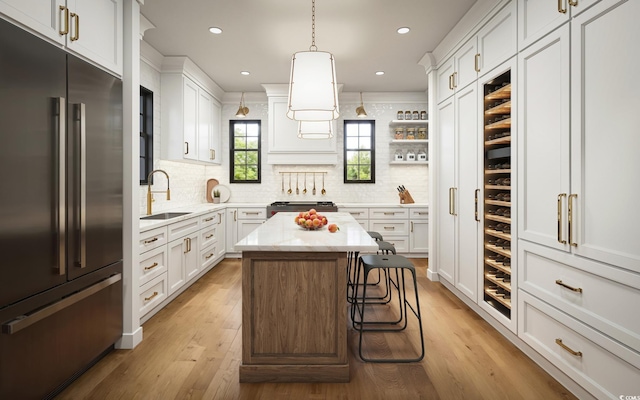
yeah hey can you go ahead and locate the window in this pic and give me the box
[344,120,375,183]
[230,120,261,183]
[139,86,154,185]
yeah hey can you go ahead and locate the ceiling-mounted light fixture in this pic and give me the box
[297,120,333,139]
[235,92,249,118]
[287,0,339,122]
[356,92,367,118]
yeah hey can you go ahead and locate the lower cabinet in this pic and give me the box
[226,207,266,256]
[167,232,199,295]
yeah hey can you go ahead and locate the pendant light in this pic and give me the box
[297,120,333,139]
[235,92,249,118]
[287,0,339,122]
[356,92,367,118]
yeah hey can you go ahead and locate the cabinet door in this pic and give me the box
[238,220,264,242]
[215,211,226,259]
[182,77,198,161]
[0,0,65,45]
[569,0,640,273]
[455,83,480,301]
[517,25,570,251]
[454,38,478,91]
[167,237,187,295]
[477,0,516,77]
[65,0,122,76]
[518,0,570,50]
[435,97,456,284]
[197,89,213,163]
[436,57,455,104]
[225,208,238,253]
[209,99,221,164]
[185,234,199,281]
[409,220,429,253]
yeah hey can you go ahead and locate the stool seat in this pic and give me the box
[376,241,396,255]
[367,231,383,241]
[352,254,425,363]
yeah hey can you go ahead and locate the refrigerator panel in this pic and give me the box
[66,56,123,280]
[0,19,68,306]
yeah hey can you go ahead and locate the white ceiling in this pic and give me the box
[140,0,478,93]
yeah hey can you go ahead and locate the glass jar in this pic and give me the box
[406,150,416,161]
[417,127,427,139]
[404,110,411,120]
[394,127,405,139]
[406,127,416,140]
[417,149,427,161]
[397,111,404,120]
[420,111,428,120]
[412,111,420,120]
[394,149,404,161]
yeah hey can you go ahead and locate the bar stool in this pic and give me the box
[352,254,425,363]
[367,231,383,241]
[346,231,386,303]
[348,241,397,317]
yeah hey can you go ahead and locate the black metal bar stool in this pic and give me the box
[346,231,386,304]
[366,231,383,241]
[352,254,425,363]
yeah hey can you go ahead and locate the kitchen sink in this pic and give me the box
[141,212,192,220]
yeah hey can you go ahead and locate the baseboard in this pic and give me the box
[116,326,143,349]
[426,269,439,281]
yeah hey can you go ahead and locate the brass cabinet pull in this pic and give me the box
[383,226,395,230]
[204,217,214,222]
[144,237,158,244]
[555,279,583,293]
[205,253,214,259]
[205,234,213,239]
[417,212,428,215]
[474,53,481,72]
[234,210,237,221]
[452,72,457,89]
[452,188,457,216]
[449,188,454,215]
[70,13,79,41]
[144,262,159,271]
[555,338,582,357]
[383,212,395,215]
[557,194,567,244]
[558,0,567,13]
[210,149,215,160]
[474,189,480,221]
[245,212,260,215]
[411,221,414,233]
[568,0,578,6]
[184,238,191,253]
[59,6,69,35]
[350,212,362,215]
[144,291,159,302]
[218,212,223,224]
[568,194,577,247]
[184,141,189,155]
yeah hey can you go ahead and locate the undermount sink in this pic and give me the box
[141,212,191,220]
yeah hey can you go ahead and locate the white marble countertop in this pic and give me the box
[336,203,428,208]
[234,212,379,252]
[139,203,268,232]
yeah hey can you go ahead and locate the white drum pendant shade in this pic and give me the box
[297,120,333,139]
[287,51,339,121]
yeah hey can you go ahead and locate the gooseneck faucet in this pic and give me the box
[147,169,171,215]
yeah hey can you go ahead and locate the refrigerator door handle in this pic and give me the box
[56,97,66,275]
[74,103,87,269]
[1,273,122,335]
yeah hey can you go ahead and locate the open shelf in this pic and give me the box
[485,136,511,146]
[485,199,511,207]
[485,118,511,130]
[485,244,511,258]
[389,161,428,165]
[485,100,512,115]
[484,83,512,100]
[485,168,511,175]
[485,273,512,291]
[485,259,511,275]
[485,228,511,240]
[484,288,512,309]
[485,214,511,224]
[390,139,429,144]
[389,120,429,126]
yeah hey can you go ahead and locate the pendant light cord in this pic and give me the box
[310,0,317,51]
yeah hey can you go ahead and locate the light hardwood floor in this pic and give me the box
[57,258,576,400]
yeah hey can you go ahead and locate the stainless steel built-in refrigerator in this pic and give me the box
[0,18,123,399]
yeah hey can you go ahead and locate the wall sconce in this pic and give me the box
[235,92,249,118]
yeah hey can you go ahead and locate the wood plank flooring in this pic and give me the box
[57,258,576,400]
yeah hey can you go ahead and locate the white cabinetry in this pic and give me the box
[409,208,429,254]
[369,208,410,254]
[262,84,337,165]
[167,217,200,295]
[339,207,369,230]
[436,40,477,104]
[161,58,222,165]
[0,0,123,76]
[226,207,266,255]
[138,227,168,316]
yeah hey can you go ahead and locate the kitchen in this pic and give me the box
[1,0,639,399]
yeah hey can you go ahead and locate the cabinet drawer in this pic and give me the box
[339,207,369,221]
[238,207,266,220]
[139,226,167,253]
[369,220,409,236]
[139,246,167,287]
[200,243,221,271]
[200,212,219,228]
[168,216,200,242]
[381,237,408,254]
[520,241,640,351]
[369,208,409,219]
[409,208,429,220]
[519,292,640,399]
[139,274,167,317]
[201,224,221,249]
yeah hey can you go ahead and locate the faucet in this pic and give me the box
[147,169,171,215]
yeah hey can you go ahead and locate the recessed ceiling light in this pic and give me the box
[397,27,410,34]
[375,71,385,76]
[240,71,250,76]
[208,27,222,34]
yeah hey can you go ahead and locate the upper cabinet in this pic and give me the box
[262,84,338,165]
[161,57,222,165]
[437,0,516,105]
[518,0,601,50]
[0,0,123,76]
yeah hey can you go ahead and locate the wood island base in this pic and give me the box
[240,251,349,383]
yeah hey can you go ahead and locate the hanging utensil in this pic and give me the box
[312,173,316,195]
[296,173,299,195]
[321,173,326,195]
[287,173,292,194]
[303,173,307,194]
[281,174,284,193]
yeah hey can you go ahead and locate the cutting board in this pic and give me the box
[206,178,219,203]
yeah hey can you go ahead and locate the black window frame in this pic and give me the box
[229,119,262,183]
[343,119,375,183]
[139,86,154,185]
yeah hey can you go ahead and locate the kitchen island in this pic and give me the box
[234,212,378,383]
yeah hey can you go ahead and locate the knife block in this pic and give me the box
[399,189,415,204]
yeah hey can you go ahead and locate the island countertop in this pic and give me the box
[234,212,379,252]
